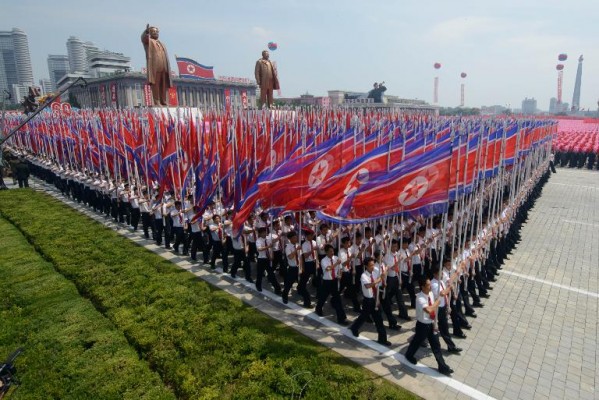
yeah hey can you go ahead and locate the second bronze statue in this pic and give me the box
[141,25,173,107]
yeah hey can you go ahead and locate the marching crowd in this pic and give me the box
[10,148,551,376]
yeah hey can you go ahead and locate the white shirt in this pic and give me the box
[320,255,341,280]
[383,252,400,278]
[268,232,281,252]
[338,247,351,273]
[171,209,184,228]
[302,240,317,262]
[256,237,269,259]
[416,291,435,324]
[360,270,378,298]
[285,243,300,267]
[431,278,446,308]
[209,222,224,242]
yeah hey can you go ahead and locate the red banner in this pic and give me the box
[144,85,153,106]
[168,87,178,107]
[224,89,231,112]
[110,83,117,107]
[241,90,248,109]
[99,85,107,107]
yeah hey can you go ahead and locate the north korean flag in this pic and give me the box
[176,57,215,80]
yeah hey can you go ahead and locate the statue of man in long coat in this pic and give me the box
[141,24,172,106]
[254,50,280,109]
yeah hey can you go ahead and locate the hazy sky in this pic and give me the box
[2,0,598,110]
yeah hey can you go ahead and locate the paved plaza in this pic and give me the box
[16,167,598,400]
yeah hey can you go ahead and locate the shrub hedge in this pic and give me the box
[0,190,417,400]
[0,217,175,400]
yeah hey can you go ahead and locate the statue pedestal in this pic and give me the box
[148,107,203,120]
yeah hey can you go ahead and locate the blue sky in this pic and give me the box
[2,0,598,110]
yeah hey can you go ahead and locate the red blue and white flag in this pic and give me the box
[176,57,215,80]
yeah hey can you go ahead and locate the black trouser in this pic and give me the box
[350,297,387,343]
[154,218,164,245]
[231,248,251,280]
[459,277,475,314]
[203,229,212,262]
[412,263,423,282]
[189,231,203,261]
[282,266,300,303]
[316,279,346,323]
[401,272,416,308]
[247,241,257,263]
[467,274,481,305]
[130,207,141,230]
[298,261,315,306]
[381,276,400,327]
[273,250,285,277]
[339,271,361,312]
[450,292,469,333]
[17,177,29,188]
[210,240,229,271]
[405,321,450,370]
[111,198,119,221]
[164,216,173,248]
[437,305,457,350]
[474,261,488,295]
[141,212,153,238]
[256,258,280,293]
[172,226,184,252]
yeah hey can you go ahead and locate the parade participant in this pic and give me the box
[151,194,164,245]
[189,206,205,262]
[404,277,454,376]
[316,244,348,325]
[399,239,416,308]
[139,188,153,239]
[299,229,318,308]
[170,200,185,254]
[209,214,229,271]
[255,227,282,294]
[338,236,359,312]
[381,240,406,329]
[129,186,141,231]
[350,257,391,346]
[282,231,303,304]
[431,263,462,353]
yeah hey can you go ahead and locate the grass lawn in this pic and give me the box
[0,216,175,399]
[0,189,419,400]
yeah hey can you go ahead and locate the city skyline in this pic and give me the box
[2,0,598,110]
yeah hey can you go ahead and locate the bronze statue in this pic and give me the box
[254,50,279,109]
[141,24,172,106]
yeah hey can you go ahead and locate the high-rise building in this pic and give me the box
[549,97,557,114]
[87,49,131,78]
[39,78,53,95]
[47,54,70,90]
[571,55,583,112]
[0,28,34,103]
[521,97,537,115]
[66,36,88,73]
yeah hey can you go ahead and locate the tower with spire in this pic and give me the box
[571,55,583,112]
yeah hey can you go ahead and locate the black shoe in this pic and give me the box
[473,303,484,308]
[439,366,454,376]
[389,325,401,331]
[351,328,359,337]
[454,332,467,339]
[316,308,323,317]
[246,278,254,283]
[274,289,282,296]
[465,312,477,318]
[399,315,412,321]
[448,347,462,353]
[256,287,263,292]
[420,341,428,348]
[338,319,350,326]
[480,294,490,298]
[405,355,417,365]
[378,340,392,346]
[303,303,313,309]
[230,274,237,279]
[165,245,172,250]
[463,324,473,330]
[282,298,288,304]
[366,317,374,323]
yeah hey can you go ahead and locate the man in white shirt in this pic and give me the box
[170,200,185,254]
[380,239,404,330]
[315,244,348,325]
[299,229,318,308]
[282,231,302,304]
[230,226,252,282]
[350,257,391,346]
[338,236,360,313]
[255,227,282,294]
[431,262,461,354]
[151,194,164,245]
[209,215,229,272]
[129,186,141,231]
[404,277,454,376]
[139,188,154,239]
[189,205,204,262]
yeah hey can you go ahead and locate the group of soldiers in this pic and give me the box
[554,150,599,170]
[13,148,551,376]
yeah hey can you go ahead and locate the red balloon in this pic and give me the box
[460,72,467,78]
[434,62,441,69]
[558,53,568,61]
[556,64,564,71]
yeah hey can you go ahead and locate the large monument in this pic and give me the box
[571,55,583,112]
[254,50,279,109]
[141,24,172,106]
